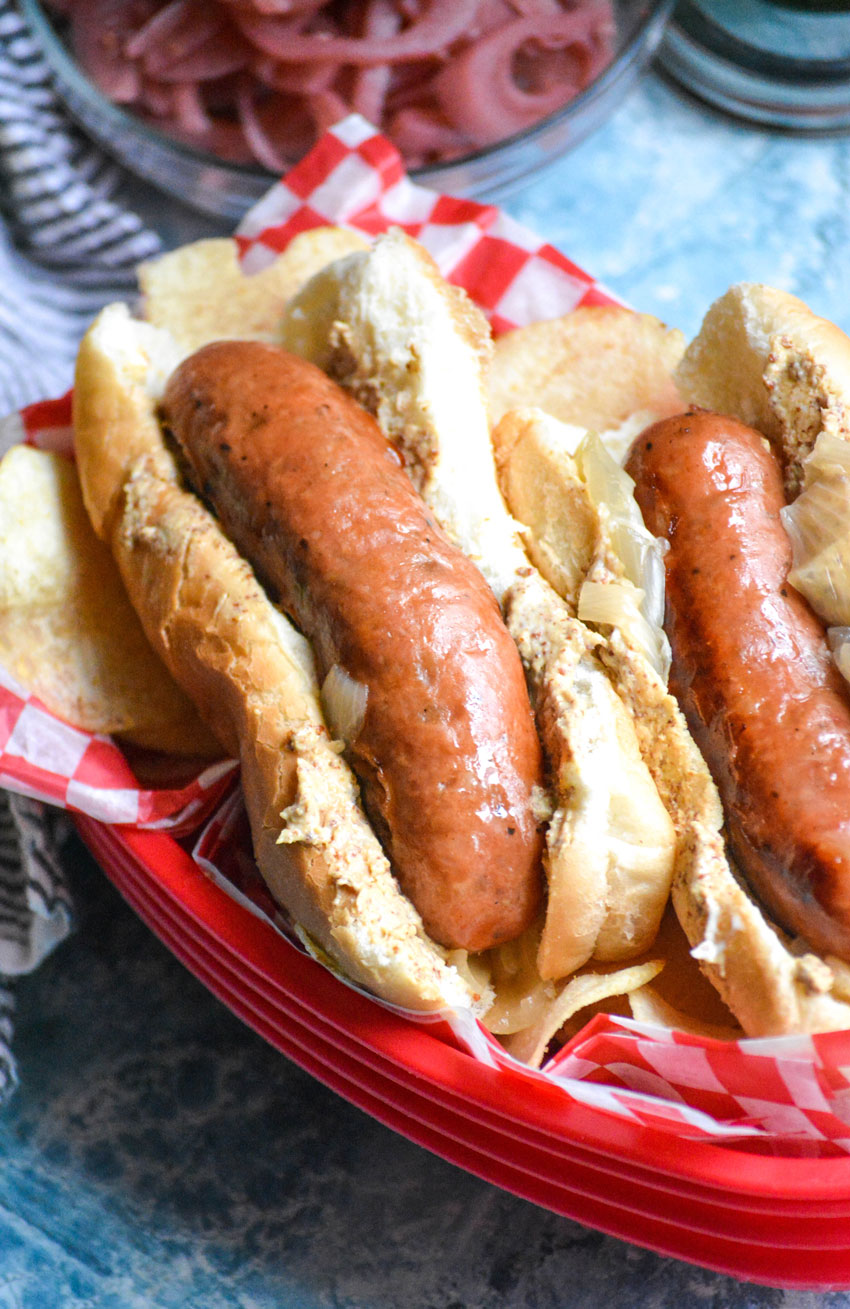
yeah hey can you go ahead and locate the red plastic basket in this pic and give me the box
[7,117,845,1293]
[75,814,850,1292]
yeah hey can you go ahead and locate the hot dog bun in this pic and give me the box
[70,233,682,1054]
[487,288,850,1037]
[667,287,850,1034]
[74,303,486,1016]
[160,340,545,954]
[280,230,677,981]
[675,282,850,494]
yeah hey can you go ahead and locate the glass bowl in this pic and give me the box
[657,0,850,131]
[19,0,674,221]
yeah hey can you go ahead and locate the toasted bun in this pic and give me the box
[658,283,850,1034]
[486,303,850,1036]
[73,305,485,1016]
[676,282,850,493]
[281,230,677,982]
[73,305,183,541]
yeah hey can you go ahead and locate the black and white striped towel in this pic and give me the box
[0,0,162,1098]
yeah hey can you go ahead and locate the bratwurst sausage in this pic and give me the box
[627,409,850,961]
[162,340,544,952]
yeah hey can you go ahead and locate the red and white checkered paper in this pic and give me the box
[0,395,238,835]
[7,112,850,1153]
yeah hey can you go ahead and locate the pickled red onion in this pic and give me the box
[235,0,481,64]
[432,9,609,145]
[124,0,220,60]
[69,0,159,101]
[52,0,617,170]
[252,54,337,94]
[148,28,253,81]
[171,79,213,134]
[236,74,292,170]
[388,106,467,160]
[350,0,402,125]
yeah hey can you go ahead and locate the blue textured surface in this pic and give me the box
[5,66,850,1307]
[1,840,791,1307]
[514,74,850,341]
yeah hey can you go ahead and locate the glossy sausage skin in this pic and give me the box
[627,409,850,961]
[162,341,544,952]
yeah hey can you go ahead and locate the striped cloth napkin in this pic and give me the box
[0,0,162,1098]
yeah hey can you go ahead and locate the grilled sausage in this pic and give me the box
[627,409,850,961]
[162,340,544,952]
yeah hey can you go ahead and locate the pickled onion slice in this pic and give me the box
[148,27,253,81]
[125,0,221,60]
[222,0,325,11]
[388,106,467,168]
[433,10,609,145]
[235,0,482,64]
[125,1,252,82]
[69,0,159,101]
[350,0,402,124]
[171,80,213,135]
[236,76,293,171]
[252,55,336,94]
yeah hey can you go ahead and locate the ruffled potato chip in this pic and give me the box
[0,444,221,756]
[139,228,369,355]
[625,905,743,1037]
[501,959,665,1068]
[487,305,685,432]
[628,986,741,1041]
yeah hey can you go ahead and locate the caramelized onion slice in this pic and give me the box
[321,663,368,747]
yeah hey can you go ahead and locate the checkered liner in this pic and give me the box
[0,395,238,834]
[6,113,850,1153]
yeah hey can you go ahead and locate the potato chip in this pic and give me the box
[628,986,741,1040]
[487,305,685,431]
[824,955,850,1003]
[0,445,221,756]
[139,228,370,353]
[484,905,743,1056]
[643,906,740,1023]
[500,958,664,1068]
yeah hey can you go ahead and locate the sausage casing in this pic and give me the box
[627,410,850,961]
[162,341,544,952]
